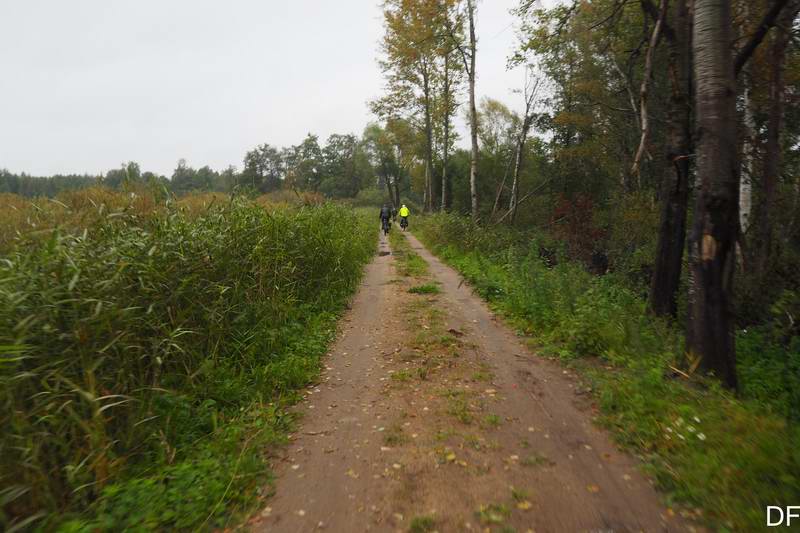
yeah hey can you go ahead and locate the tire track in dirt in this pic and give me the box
[249,230,686,532]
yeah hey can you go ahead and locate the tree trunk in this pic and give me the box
[686,0,738,389]
[467,0,479,222]
[509,115,533,224]
[649,0,693,317]
[754,1,798,273]
[631,0,668,182]
[740,80,754,235]
[490,153,512,221]
[422,67,435,212]
[386,176,396,209]
[441,54,451,211]
[394,172,401,207]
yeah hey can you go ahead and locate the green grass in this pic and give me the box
[391,369,413,382]
[383,423,409,447]
[475,503,510,525]
[416,212,800,532]
[408,282,441,294]
[389,230,428,277]
[520,453,553,468]
[0,196,375,531]
[482,414,502,428]
[441,388,476,424]
[408,514,437,532]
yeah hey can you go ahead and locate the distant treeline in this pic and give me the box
[0,129,406,202]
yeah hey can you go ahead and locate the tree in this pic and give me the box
[648,0,694,317]
[450,0,480,221]
[284,135,324,191]
[375,0,442,210]
[242,144,284,192]
[685,0,739,388]
[171,159,198,194]
[508,71,540,223]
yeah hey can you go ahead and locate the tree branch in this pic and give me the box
[734,0,791,76]
[640,0,675,41]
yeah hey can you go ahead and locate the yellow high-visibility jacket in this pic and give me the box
[399,206,410,217]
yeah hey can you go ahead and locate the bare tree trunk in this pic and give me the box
[422,66,435,212]
[441,54,451,211]
[386,176,396,209]
[509,116,532,224]
[740,81,754,235]
[754,1,798,273]
[491,154,512,221]
[738,1,755,237]
[649,0,693,317]
[686,0,738,388]
[467,0,479,222]
[509,74,539,224]
[631,0,668,182]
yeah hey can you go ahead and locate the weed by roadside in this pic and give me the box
[408,514,437,532]
[409,283,441,294]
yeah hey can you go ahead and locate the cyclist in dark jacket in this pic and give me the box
[379,205,392,233]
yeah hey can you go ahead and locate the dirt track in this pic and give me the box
[249,230,685,533]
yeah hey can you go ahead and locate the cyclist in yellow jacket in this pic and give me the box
[398,204,410,231]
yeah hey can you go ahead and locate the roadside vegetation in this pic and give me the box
[0,189,375,531]
[416,213,800,531]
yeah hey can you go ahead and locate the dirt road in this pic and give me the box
[249,231,684,532]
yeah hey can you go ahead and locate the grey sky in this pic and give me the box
[0,1,525,177]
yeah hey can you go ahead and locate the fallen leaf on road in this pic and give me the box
[517,501,532,510]
[345,469,359,479]
[587,485,600,493]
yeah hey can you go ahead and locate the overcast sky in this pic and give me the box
[0,1,526,176]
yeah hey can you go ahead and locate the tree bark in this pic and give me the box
[753,1,799,273]
[467,0,479,222]
[422,65,435,212]
[631,0,668,182]
[509,115,533,224]
[386,176,396,209]
[509,74,539,224]
[441,53,451,211]
[740,80,755,235]
[649,0,693,317]
[686,0,738,388]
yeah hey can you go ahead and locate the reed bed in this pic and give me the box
[0,191,375,530]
